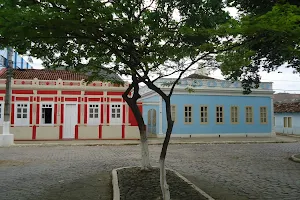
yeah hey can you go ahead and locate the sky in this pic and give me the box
[22,6,300,94]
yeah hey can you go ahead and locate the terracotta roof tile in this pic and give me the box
[0,68,87,80]
[274,102,300,113]
[0,68,122,82]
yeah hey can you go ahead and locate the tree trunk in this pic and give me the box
[122,80,151,170]
[159,98,173,200]
[159,158,170,200]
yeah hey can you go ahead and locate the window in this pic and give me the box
[230,106,239,124]
[171,105,176,123]
[216,106,223,124]
[245,106,253,124]
[184,105,192,124]
[284,117,292,128]
[110,104,122,124]
[41,104,53,124]
[88,104,100,125]
[15,103,29,126]
[260,107,267,124]
[200,106,208,124]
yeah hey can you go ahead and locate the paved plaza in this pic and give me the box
[1,142,300,200]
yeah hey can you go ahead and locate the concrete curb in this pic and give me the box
[290,154,300,163]
[3,138,297,148]
[112,166,214,200]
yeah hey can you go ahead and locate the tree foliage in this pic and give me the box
[218,1,300,93]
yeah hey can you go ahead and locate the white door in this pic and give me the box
[63,104,77,139]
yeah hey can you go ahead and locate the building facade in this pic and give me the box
[274,102,300,135]
[0,48,32,69]
[0,69,140,140]
[140,76,275,137]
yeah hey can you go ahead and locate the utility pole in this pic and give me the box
[0,47,14,146]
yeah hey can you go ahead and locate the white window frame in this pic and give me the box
[15,102,29,126]
[88,103,100,125]
[216,106,224,124]
[184,105,193,124]
[260,106,268,124]
[110,103,122,125]
[40,102,54,126]
[171,105,177,123]
[283,116,292,128]
[200,105,208,124]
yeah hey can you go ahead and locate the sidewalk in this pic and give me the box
[13,135,298,147]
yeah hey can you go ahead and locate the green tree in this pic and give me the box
[218,1,300,92]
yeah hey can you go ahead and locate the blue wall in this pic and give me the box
[159,94,272,135]
[275,113,300,135]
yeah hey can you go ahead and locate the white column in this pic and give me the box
[271,96,276,137]
[159,96,163,134]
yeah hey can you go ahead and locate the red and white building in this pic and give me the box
[0,68,141,140]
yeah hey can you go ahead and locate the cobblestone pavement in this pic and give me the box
[1,143,300,200]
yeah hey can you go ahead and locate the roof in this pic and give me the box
[0,68,123,82]
[274,102,300,113]
[183,73,215,79]
[274,93,300,103]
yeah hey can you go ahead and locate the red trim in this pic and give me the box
[75,125,78,140]
[122,104,126,123]
[101,104,104,124]
[30,104,33,124]
[0,90,5,94]
[62,91,81,95]
[41,97,53,101]
[107,104,110,124]
[54,104,57,124]
[11,103,14,124]
[12,96,15,102]
[122,125,125,139]
[59,125,63,139]
[65,97,77,101]
[61,90,81,95]
[37,96,40,102]
[30,96,33,102]
[77,104,81,124]
[32,125,36,140]
[61,97,64,102]
[111,98,122,102]
[61,104,64,124]
[98,125,102,139]
[84,104,87,124]
[55,97,58,102]
[107,92,124,95]
[85,91,103,95]
[12,90,33,94]
[36,104,40,124]
[16,97,29,101]
[37,90,57,95]
[88,98,101,102]
[0,97,3,100]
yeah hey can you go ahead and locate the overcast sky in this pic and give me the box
[22,7,300,94]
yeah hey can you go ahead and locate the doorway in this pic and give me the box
[147,109,156,134]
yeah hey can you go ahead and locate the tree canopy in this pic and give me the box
[0,0,231,84]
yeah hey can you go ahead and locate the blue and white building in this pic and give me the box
[140,75,275,137]
[0,48,32,69]
[274,102,300,135]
